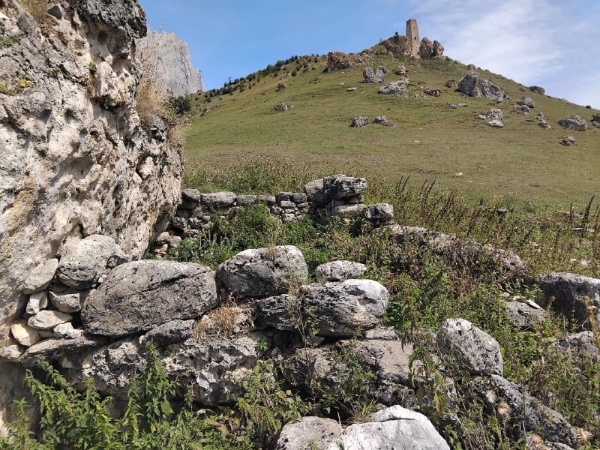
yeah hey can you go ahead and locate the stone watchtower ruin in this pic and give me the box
[406,19,420,57]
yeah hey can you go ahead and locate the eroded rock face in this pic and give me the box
[137,30,203,97]
[314,261,367,282]
[0,0,182,343]
[81,260,217,337]
[216,246,308,298]
[276,417,343,450]
[558,115,587,131]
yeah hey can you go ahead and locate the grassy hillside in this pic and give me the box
[183,52,599,210]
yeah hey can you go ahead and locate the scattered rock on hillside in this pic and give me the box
[315,261,367,282]
[274,102,290,112]
[529,85,546,95]
[363,67,384,83]
[553,331,600,361]
[591,113,600,128]
[326,406,450,450]
[458,73,506,100]
[424,88,441,97]
[558,115,587,131]
[445,79,458,88]
[517,96,535,108]
[560,136,576,146]
[486,109,503,120]
[515,104,530,114]
[374,115,396,127]
[81,261,218,337]
[276,416,342,450]
[489,120,504,128]
[326,51,356,72]
[437,318,504,376]
[394,64,407,75]
[277,82,287,91]
[379,80,408,95]
[351,116,369,127]
[535,272,600,329]
[216,246,308,298]
[57,235,128,289]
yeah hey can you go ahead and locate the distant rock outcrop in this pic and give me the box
[372,19,444,60]
[137,30,203,97]
[458,73,506,101]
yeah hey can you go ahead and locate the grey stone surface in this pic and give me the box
[216,246,308,298]
[553,331,599,361]
[201,192,237,208]
[504,301,548,329]
[361,203,394,223]
[21,335,106,368]
[28,311,73,331]
[53,322,84,340]
[363,67,384,83]
[517,96,535,108]
[458,73,506,100]
[49,289,87,313]
[163,335,261,405]
[276,416,342,450]
[57,235,128,289]
[379,81,407,95]
[535,272,600,329]
[489,119,504,128]
[140,319,196,347]
[315,260,367,282]
[351,116,369,127]
[326,405,450,450]
[558,115,587,131]
[82,260,217,337]
[437,318,503,376]
[22,259,58,294]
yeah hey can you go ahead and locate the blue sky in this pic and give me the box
[138,0,600,108]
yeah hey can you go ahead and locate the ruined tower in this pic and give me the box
[406,19,420,58]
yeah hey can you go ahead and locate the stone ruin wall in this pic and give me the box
[406,18,420,57]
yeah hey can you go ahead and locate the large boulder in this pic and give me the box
[535,272,600,329]
[325,405,450,450]
[216,246,308,298]
[57,235,128,289]
[437,318,504,376]
[458,73,506,100]
[81,260,218,337]
[276,417,342,450]
[363,67,384,83]
[257,280,388,337]
[558,115,587,131]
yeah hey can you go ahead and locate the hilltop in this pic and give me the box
[183,35,599,210]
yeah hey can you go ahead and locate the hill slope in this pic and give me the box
[183,49,599,209]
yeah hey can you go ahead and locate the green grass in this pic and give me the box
[184,54,599,210]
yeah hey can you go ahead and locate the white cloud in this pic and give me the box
[404,0,600,108]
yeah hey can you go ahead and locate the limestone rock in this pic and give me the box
[10,320,40,347]
[136,30,203,97]
[486,109,503,120]
[361,203,394,224]
[82,260,217,337]
[0,345,23,362]
[326,405,450,450]
[489,120,504,128]
[504,301,548,329]
[326,51,354,72]
[558,115,587,131]
[216,246,308,298]
[57,235,128,289]
[22,259,58,294]
[276,417,342,450]
[374,115,397,127]
[28,311,73,331]
[26,291,48,315]
[379,81,408,95]
[553,331,599,361]
[21,335,106,368]
[529,86,545,95]
[535,272,600,329]
[53,322,84,340]
[474,375,578,447]
[49,289,87,313]
[518,96,535,108]
[458,74,506,100]
[437,318,503,376]
[591,114,600,128]
[315,261,367,282]
[163,335,261,405]
[363,67,384,83]
[0,0,182,344]
[351,117,369,127]
[140,319,196,347]
[201,192,237,209]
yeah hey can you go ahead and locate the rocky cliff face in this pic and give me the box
[0,0,182,427]
[137,30,203,97]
